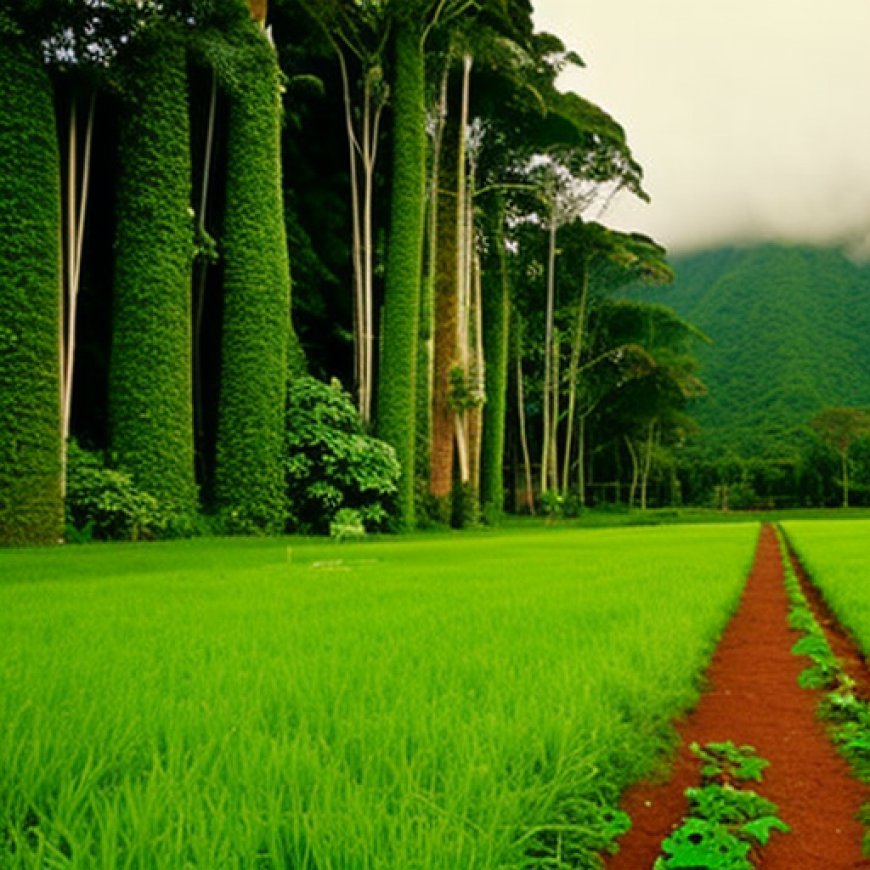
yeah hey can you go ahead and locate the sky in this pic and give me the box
[531,0,870,255]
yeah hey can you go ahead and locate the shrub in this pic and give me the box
[285,377,399,534]
[65,442,164,542]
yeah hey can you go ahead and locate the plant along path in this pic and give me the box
[607,524,870,869]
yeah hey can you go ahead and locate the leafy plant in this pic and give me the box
[655,744,788,869]
[655,818,751,869]
[690,741,768,784]
[285,377,400,534]
[65,441,164,541]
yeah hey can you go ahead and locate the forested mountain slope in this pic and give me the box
[641,245,870,457]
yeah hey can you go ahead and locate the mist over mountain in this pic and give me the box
[636,244,870,458]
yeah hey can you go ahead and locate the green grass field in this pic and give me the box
[782,519,870,656]
[0,524,758,868]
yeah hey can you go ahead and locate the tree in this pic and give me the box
[809,406,870,508]
[214,16,298,533]
[376,0,472,528]
[0,17,63,544]
[109,23,198,527]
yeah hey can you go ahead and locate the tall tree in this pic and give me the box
[214,15,297,533]
[109,23,198,526]
[0,17,63,544]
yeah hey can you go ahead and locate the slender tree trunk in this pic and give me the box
[376,21,427,528]
[516,354,535,514]
[193,71,217,454]
[480,194,511,515]
[640,419,656,511]
[453,54,473,490]
[336,48,365,417]
[550,325,560,492]
[561,261,589,495]
[625,436,639,509]
[60,92,94,495]
[842,449,850,508]
[577,412,586,506]
[540,214,556,495]
[467,249,484,494]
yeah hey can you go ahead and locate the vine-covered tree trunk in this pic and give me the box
[0,34,63,544]
[214,26,293,534]
[480,196,510,516]
[109,27,197,526]
[376,21,427,528]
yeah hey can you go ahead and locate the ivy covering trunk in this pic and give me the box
[0,34,63,544]
[214,26,292,534]
[376,21,427,529]
[109,26,197,526]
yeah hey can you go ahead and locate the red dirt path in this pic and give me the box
[606,524,870,869]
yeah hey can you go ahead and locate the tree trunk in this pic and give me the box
[640,419,656,511]
[376,21,427,528]
[540,214,557,495]
[842,449,850,508]
[516,354,535,515]
[110,27,197,524]
[429,98,459,512]
[480,194,511,515]
[193,71,217,458]
[561,260,589,495]
[0,33,63,544]
[625,436,639,509]
[61,91,95,497]
[215,28,293,533]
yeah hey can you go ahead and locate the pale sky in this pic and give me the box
[532,0,870,254]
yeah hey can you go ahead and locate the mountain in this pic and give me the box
[631,244,870,458]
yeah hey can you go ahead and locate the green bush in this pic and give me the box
[285,377,399,534]
[65,442,164,542]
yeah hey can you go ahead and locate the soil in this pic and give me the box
[605,524,870,869]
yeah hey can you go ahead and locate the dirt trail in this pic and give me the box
[606,524,870,869]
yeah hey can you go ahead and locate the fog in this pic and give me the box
[532,0,870,254]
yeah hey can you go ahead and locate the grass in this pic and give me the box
[781,519,870,657]
[0,524,758,868]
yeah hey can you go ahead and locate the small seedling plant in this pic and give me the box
[654,742,788,869]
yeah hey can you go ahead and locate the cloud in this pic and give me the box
[533,0,870,253]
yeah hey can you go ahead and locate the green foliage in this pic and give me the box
[656,818,751,869]
[376,21,427,529]
[655,743,787,869]
[637,245,870,460]
[690,741,768,784]
[109,24,197,526]
[214,23,294,535]
[65,442,163,542]
[0,33,63,545]
[285,376,399,534]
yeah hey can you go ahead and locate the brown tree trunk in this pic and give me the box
[429,111,459,504]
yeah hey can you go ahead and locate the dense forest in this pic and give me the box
[1,0,865,546]
[634,244,870,508]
